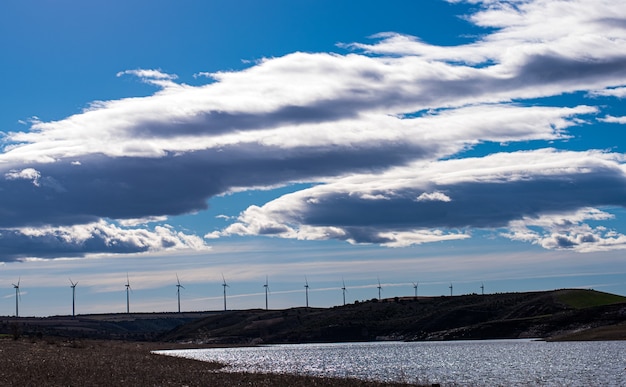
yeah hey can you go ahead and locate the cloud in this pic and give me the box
[5,168,41,186]
[0,102,592,229]
[0,220,209,262]
[0,0,625,259]
[417,192,452,203]
[599,115,626,124]
[116,69,180,88]
[588,87,626,99]
[503,208,626,252]
[217,149,626,250]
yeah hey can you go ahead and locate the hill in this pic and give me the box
[160,288,626,344]
[2,289,624,343]
[0,312,218,341]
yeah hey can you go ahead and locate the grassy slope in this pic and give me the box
[553,289,626,309]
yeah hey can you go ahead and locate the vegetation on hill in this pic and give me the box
[1,289,624,343]
[160,289,626,344]
[553,288,626,309]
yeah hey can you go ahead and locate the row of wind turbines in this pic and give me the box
[7,275,486,317]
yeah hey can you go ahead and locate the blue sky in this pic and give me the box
[1,0,626,317]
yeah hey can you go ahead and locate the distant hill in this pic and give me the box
[0,312,219,341]
[159,289,626,344]
[2,289,624,343]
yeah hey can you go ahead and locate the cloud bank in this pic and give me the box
[215,149,626,249]
[1,0,626,260]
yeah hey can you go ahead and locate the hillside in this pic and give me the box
[0,312,219,341]
[160,289,626,343]
[2,289,624,343]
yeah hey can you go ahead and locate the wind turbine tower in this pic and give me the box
[221,274,229,311]
[69,279,78,318]
[263,276,270,310]
[480,282,485,295]
[449,283,453,297]
[12,278,20,317]
[304,276,309,308]
[377,278,382,300]
[413,282,418,299]
[125,274,131,314]
[341,278,347,306]
[176,274,185,313]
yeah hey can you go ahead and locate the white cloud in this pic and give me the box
[5,168,41,186]
[0,0,625,258]
[116,69,180,88]
[117,216,169,227]
[503,208,626,252]
[218,149,626,249]
[588,86,626,99]
[0,220,210,261]
[599,115,626,124]
[417,192,452,202]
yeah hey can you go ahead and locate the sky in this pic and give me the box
[1,0,626,317]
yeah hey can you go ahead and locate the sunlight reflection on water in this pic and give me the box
[155,339,626,386]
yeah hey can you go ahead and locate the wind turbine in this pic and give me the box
[341,278,347,306]
[413,282,418,299]
[263,276,269,310]
[304,276,309,308]
[125,274,131,314]
[480,282,485,295]
[377,278,382,300]
[69,278,78,318]
[12,278,21,317]
[221,274,229,311]
[176,274,185,313]
[449,283,453,297]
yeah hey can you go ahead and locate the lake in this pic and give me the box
[155,339,626,386]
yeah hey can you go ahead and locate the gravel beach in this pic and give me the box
[0,338,418,386]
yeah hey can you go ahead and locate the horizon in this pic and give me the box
[1,0,626,317]
[5,286,617,319]
[2,273,621,318]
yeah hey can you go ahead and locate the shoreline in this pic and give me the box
[0,337,420,386]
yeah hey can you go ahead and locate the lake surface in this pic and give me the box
[155,339,626,386]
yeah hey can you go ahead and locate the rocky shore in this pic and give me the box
[0,337,418,386]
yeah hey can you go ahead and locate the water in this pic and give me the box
[155,339,626,386]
